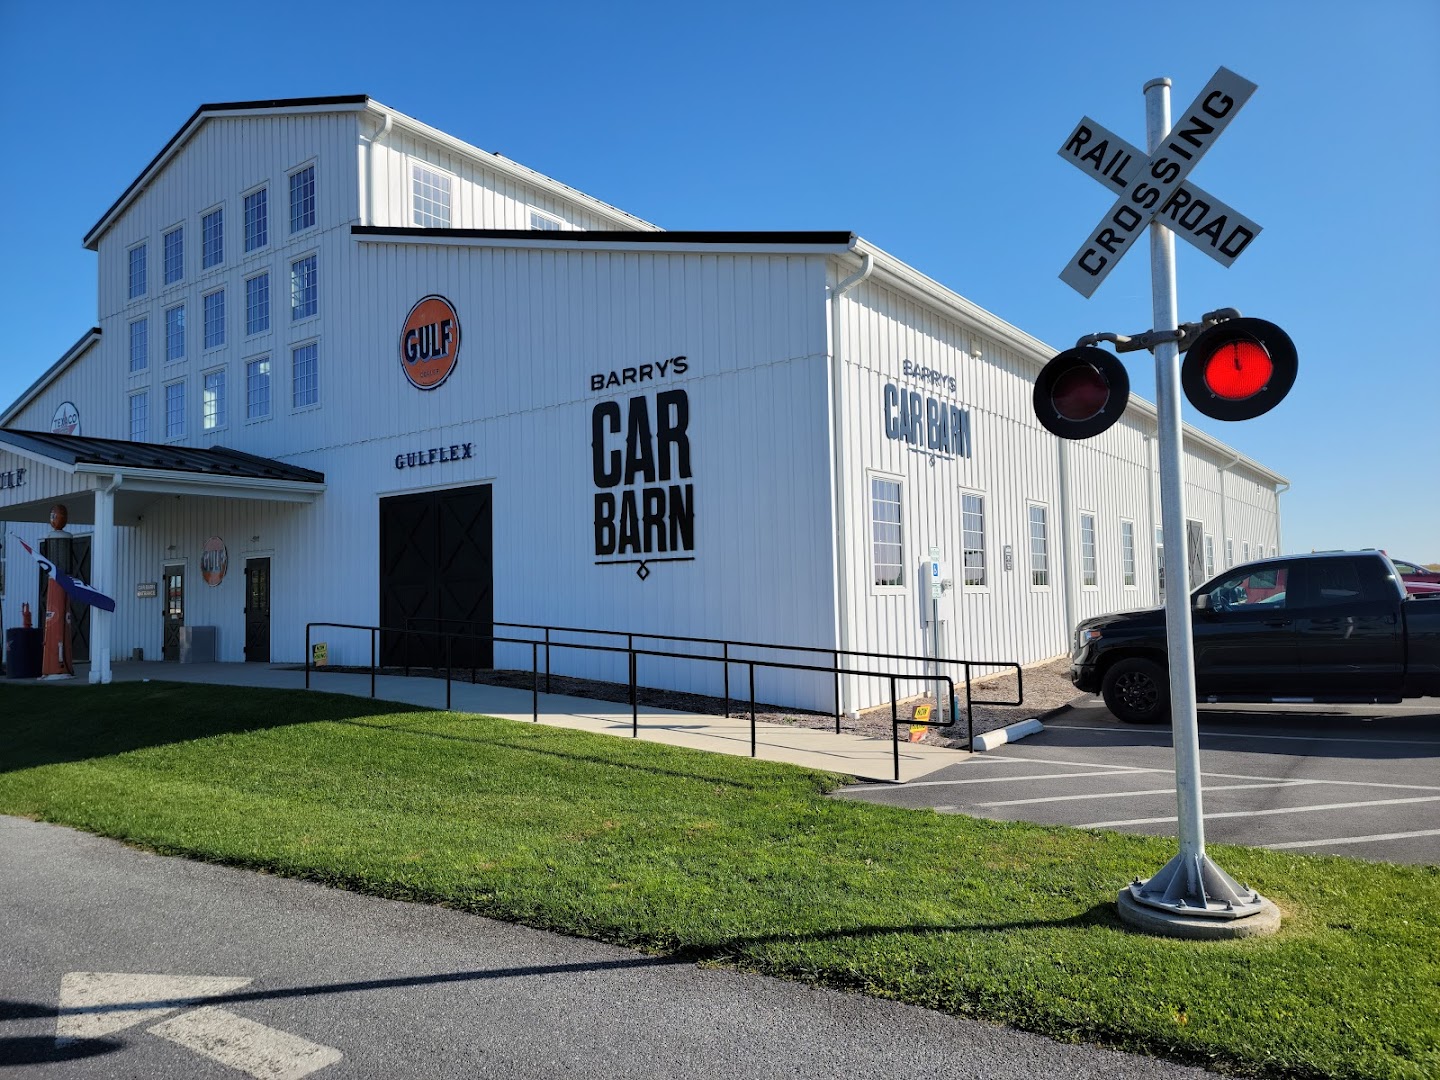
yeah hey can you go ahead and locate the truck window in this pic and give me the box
[1304,559,1388,606]
[1205,566,1289,611]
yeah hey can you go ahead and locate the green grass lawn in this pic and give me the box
[1,680,1435,1079]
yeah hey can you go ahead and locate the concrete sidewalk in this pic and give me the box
[15,661,970,783]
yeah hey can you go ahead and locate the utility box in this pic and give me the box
[178,626,217,664]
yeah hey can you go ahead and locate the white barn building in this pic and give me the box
[0,95,1285,711]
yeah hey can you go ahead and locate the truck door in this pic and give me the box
[1192,562,1305,697]
[1295,557,1405,698]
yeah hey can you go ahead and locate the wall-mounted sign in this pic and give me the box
[591,386,695,579]
[201,536,229,586]
[0,468,28,491]
[312,642,328,666]
[51,401,81,436]
[400,295,461,390]
[883,383,972,461]
[394,441,474,470]
[136,582,159,598]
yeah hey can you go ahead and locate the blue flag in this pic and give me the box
[12,534,117,613]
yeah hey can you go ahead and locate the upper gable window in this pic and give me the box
[128,243,147,299]
[202,208,224,268]
[529,208,563,231]
[289,165,316,233]
[163,227,184,284]
[412,164,451,228]
[244,188,268,252]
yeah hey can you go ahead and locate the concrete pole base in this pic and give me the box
[1117,887,1282,940]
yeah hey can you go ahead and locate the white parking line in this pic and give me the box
[1265,828,1440,850]
[847,769,1142,792]
[1047,723,1440,748]
[978,781,1307,808]
[1079,794,1440,829]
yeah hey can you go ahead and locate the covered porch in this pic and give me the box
[0,429,325,682]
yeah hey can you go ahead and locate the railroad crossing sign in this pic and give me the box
[1057,67,1261,297]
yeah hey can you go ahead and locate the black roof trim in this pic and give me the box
[0,429,325,484]
[84,95,370,249]
[352,226,855,246]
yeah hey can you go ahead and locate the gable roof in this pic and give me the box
[83,96,370,250]
[83,95,659,252]
[0,327,101,427]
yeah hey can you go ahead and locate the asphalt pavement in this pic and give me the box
[0,816,1215,1079]
[838,697,1440,864]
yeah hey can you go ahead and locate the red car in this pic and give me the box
[1391,558,1440,586]
[1404,579,1440,599]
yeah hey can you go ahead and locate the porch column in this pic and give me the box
[91,482,116,684]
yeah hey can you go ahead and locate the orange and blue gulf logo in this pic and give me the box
[400,295,461,390]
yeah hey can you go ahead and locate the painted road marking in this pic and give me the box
[1079,794,1440,829]
[845,769,1142,792]
[977,780,1308,808]
[150,1005,343,1080]
[1265,828,1440,850]
[56,971,252,1043]
[1046,722,1440,748]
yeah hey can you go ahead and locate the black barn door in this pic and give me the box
[380,485,493,670]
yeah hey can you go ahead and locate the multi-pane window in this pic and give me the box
[291,255,317,320]
[1226,538,1234,568]
[962,493,986,586]
[202,208,224,268]
[289,165,315,233]
[203,369,226,430]
[292,342,318,407]
[129,391,148,441]
[165,304,185,361]
[246,357,271,419]
[1029,504,1049,586]
[871,476,903,587]
[1156,526,1166,592]
[1121,520,1136,587]
[203,289,225,349]
[128,244,147,298]
[165,381,185,438]
[129,318,148,373]
[1242,541,1251,563]
[246,273,270,335]
[530,209,562,230]
[412,164,452,228]
[1205,535,1216,579]
[1080,513,1097,587]
[164,226,184,283]
[244,188,268,252]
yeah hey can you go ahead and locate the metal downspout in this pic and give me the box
[366,112,393,227]
[828,251,873,717]
[1057,438,1077,644]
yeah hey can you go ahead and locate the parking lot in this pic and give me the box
[837,697,1440,865]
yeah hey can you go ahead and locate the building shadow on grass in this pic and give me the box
[0,681,429,775]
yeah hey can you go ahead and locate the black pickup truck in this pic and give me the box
[1070,551,1440,723]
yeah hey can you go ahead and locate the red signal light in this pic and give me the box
[1033,346,1130,439]
[1182,317,1297,421]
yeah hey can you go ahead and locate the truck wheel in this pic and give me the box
[1101,658,1170,724]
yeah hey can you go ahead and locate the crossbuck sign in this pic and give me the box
[1057,67,1261,296]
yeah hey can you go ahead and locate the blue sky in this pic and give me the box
[1,0,1436,560]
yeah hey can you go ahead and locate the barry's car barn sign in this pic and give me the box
[400,295,461,390]
[589,356,695,577]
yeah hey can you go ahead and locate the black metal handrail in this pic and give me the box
[306,620,971,781]
[400,614,1025,733]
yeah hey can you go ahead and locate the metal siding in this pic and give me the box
[832,273,1280,710]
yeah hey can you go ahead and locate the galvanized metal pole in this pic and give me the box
[1123,77,1271,925]
[1145,77,1206,862]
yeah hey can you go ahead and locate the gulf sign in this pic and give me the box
[399,295,461,390]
